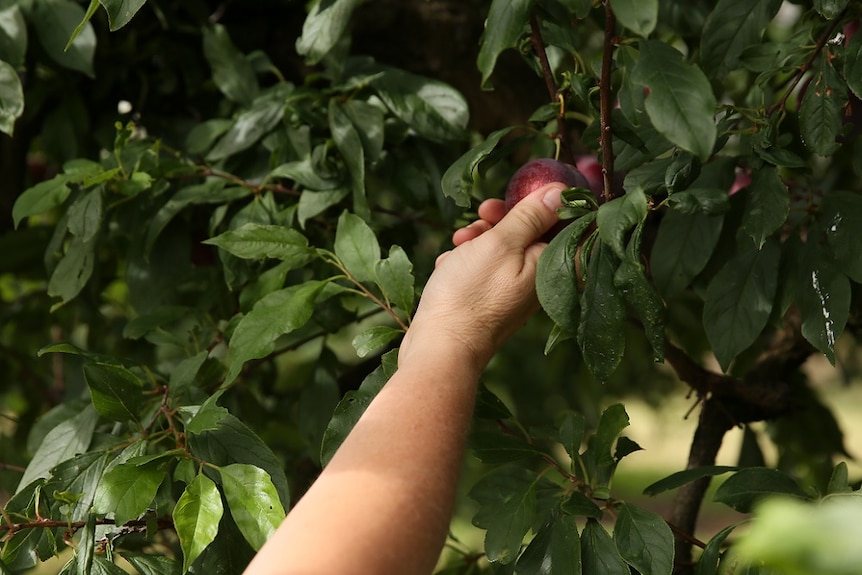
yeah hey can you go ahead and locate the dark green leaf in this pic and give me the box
[297,189,349,227]
[295,0,361,65]
[614,503,674,575]
[48,236,95,304]
[515,511,581,575]
[12,175,72,228]
[557,411,585,469]
[120,553,180,575]
[845,27,862,100]
[827,461,852,495]
[668,187,730,215]
[66,188,103,243]
[796,243,850,364]
[168,351,209,400]
[643,466,737,496]
[651,210,723,298]
[340,99,385,163]
[334,211,381,284]
[476,0,532,89]
[561,491,603,519]
[537,213,596,334]
[352,325,401,358]
[800,54,847,157]
[207,85,289,161]
[742,166,789,249]
[695,523,739,575]
[610,0,657,37]
[329,99,368,219]
[226,281,326,383]
[470,431,547,465]
[581,404,629,495]
[204,223,315,263]
[219,463,285,550]
[31,0,95,76]
[0,4,27,68]
[581,518,630,575]
[268,159,341,191]
[814,0,848,19]
[97,0,147,30]
[703,238,780,371]
[578,242,626,382]
[700,0,783,77]
[93,462,166,525]
[820,190,862,283]
[173,474,224,573]
[203,24,258,105]
[43,451,108,522]
[597,187,648,261]
[441,127,515,207]
[82,362,145,423]
[374,245,415,316]
[0,58,22,136]
[713,467,808,513]
[632,40,717,161]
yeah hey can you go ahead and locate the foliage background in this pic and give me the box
[2,0,862,574]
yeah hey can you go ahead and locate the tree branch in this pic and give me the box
[599,2,617,202]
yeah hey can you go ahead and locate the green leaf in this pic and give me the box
[219,464,285,551]
[796,243,850,364]
[184,392,229,435]
[845,27,862,100]
[374,245,415,315]
[742,166,789,249]
[614,503,674,575]
[597,187,648,261]
[0,4,27,68]
[581,403,629,495]
[643,466,738,496]
[97,0,147,30]
[578,242,626,382]
[476,0,532,90]
[610,0,657,37]
[561,491,603,519]
[203,24,258,105]
[352,325,402,358]
[188,414,290,509]
[295,0,361,65]
[48,236,95,304]
[700,0,783,77]
[334,211,381,284]
[470,466,544,565]
[168,351,209,400]
[632,40,716,161]
[820,191,862,282]
[651,209,723,298]
[581,518,630,575]
[340,99,385,163]
[16,405,98,493]
[515,511,581,575]
[536,214,592,334]
[120,553,180,575]
[0,58,22,136]
[93,462,165,525]
[269,159,341,192]
[226,281,326,384]
[204,223,315,263]
[43,451,108,522]
[31,0,95,77]
[82,362,145,423]
[668,187,730,215]
[827,461,852,495]
[703,238,780,371]
[695,523,739,575]
[441,126,515,207]
[814,0,848,19]
[298,189,349,228]
[713,468,808,513]
[66,188,103,243]
[800,54,847,157]
[207,85,289,161]
[557,411,585,470]
[329,99,368,219]
[173,474,224,573]
[470,431,547,465]
[12,175,72,228]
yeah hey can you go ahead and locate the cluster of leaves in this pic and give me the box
[2,0,862,574]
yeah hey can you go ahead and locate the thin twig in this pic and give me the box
[530,16,575,165]
[600,2,617,202]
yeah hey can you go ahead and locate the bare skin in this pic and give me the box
[242,182,568,575]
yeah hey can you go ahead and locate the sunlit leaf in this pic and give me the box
[173,474,224,573]
[219,464,285,551]
[93,462,166,525]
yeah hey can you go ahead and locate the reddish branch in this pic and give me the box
[599,3,617,202]
[529,16,575,165]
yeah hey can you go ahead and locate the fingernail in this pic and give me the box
[542,183,566,211]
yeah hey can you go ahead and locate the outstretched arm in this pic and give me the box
[243,181,567,575]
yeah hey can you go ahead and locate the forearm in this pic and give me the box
[244,344,485,575]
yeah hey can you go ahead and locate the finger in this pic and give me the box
[452,219,493,246]
[477,199,507,225]
[490,182,565,247]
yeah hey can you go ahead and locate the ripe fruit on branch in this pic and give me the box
[504,158,590,211]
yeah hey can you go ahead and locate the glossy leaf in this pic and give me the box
[93,462,166,525]
[295,0,360,65]
[43,451,108,522]
[219,464,285,550]
[173,474,224,573]
[695,523,739,575]
[476,0,532,89]
[297,189,349,227]
[441,126,515,207]
[713,467,808,513]
[204,223,315,263]
[12,175,72,228]
[334,210,381,284]
[226,281,326,383]
[578,242,626,382]
[81,362,145,423]
[821,190,862,282]
[352,325,402,358]
[632,40,717,161]
[515,511,581,575]
[580,404,629,495]
[0,4,27,68]
[0,58,22,136]
[700,0,783,76]
[643,466,737,496]
[796,243,850,364]
[561,491,603,519]
[98,0,147,30]
[329,99,368,219]
[557,411,585,469]
[703,238,780,371]
[651,209,723,298]
[203,24,258,106]
[207,85,288,161]
[610,0,657,37]
[120,553,180,575]
[581,518,630,575]
[374,245,415,315]
[614,503,674,575]
[814,0,848,19]
[31,0,95,76]
[742,166,789,249]
[800,54,846,157]
[597,187,648,261]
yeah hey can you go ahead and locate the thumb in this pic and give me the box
[492,182,566,247]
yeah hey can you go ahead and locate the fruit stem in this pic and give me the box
[600,2,617,203]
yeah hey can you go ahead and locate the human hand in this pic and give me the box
[399,181,567,370]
